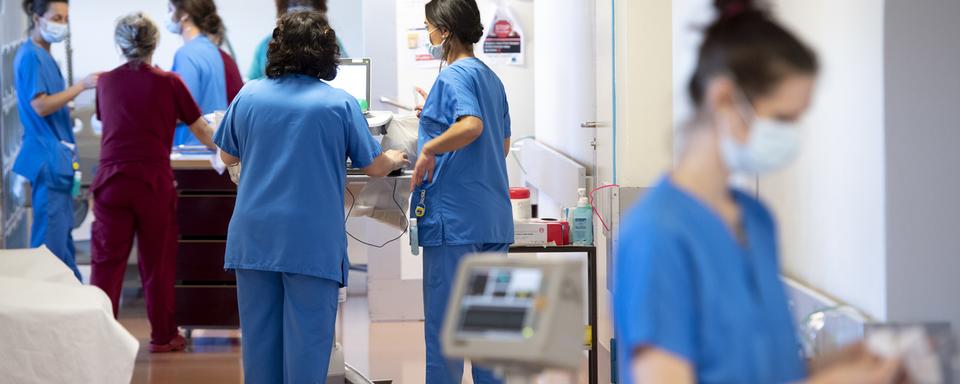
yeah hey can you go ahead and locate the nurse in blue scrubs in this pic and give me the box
[166,0,227,147]
[14,0,99,280]
[614,1,900,384]
[247,0,347,81]
[411,1,513,383]
[215,12,408,384]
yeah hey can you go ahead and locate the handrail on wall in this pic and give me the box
[518,140,588,211]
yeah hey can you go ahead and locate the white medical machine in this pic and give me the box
[442,254,586,383]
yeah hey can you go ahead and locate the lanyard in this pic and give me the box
[415,189,426,218]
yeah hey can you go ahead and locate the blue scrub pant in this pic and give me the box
[236,269,339,384]
[30,172,80,281]
[423,243,509,384]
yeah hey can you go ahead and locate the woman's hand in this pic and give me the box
[385,149,411,170]
[808,344,902,384]
[411,149,436,191]
[415,87,428,118]
[363,150,410,178]
[81,72,101,90]
[31,71,103,117]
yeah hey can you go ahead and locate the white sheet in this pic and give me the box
[0,248,139,384]
[0,246,80,285]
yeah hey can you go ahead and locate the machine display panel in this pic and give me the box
[456,267,544,337]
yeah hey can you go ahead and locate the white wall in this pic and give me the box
[395,0,534,188]
[65,0,267,84]
[613,0,673,188]
[531,0,594,219]
[533,0,594,170]
[761,1,887,320]
[362,0,398,110]
[62,0,363,84]
[671,0,712,140]
[2,0,27,44]
[329,0,364,58]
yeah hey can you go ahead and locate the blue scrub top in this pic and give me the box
[415,58,513,247]
[13,39,75,189]
[613,176,806,384]
[215,75,382,285]
[172,35,227,146]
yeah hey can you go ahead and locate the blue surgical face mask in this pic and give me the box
[426,28,446,60]
[40,19,69,43]
[720,93,801,174]
[165,11,183,34]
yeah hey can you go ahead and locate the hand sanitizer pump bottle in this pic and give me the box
[571,188,594,246]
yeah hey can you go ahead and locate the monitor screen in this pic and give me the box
[456,267,543,336]
[324,59,370,112]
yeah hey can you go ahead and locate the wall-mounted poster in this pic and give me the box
[406,26,442,69]
[482,2,524,66]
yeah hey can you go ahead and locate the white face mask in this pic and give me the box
[40,19,69,43]
[165,11,183,34]
[426,28,446,60]
[720,95,801,174]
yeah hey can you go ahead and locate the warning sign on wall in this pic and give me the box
[482,6,524,66]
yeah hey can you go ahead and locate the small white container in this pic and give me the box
[510,187,532,221]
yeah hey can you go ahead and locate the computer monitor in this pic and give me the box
[325,58,371,113]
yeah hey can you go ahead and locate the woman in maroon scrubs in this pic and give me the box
[91,12,215,353]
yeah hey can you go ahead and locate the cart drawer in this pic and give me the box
[177,195,235,237]
[175,285,240,328]
[176,241,235,282]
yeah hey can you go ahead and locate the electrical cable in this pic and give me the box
[344,179,408,248]
[590,184,620,232]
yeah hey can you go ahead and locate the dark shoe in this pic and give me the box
[149,335,187,353]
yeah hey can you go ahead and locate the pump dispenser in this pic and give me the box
[571,188,594,245]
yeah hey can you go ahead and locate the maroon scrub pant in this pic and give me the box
[91,175,179,345]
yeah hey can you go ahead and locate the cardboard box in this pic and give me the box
[514,219,569,246]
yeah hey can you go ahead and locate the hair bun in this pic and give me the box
[115,12,159,61]
[202,12,224,33]
[468,24,484,44]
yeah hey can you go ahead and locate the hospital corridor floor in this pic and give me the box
[120,283,433,383]
[118,277,590,383]
[72,223,590,383]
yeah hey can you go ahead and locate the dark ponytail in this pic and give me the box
[22,0,68,32]
[170,0,225,41]
[688,0,818,107]
[425,0,484,45]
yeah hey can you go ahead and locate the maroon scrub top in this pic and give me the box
[219,49,244,105]
[94,62,202,191]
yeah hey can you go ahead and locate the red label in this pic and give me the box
[494,20,513,37]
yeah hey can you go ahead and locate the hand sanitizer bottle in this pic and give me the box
[571,188,594,246]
